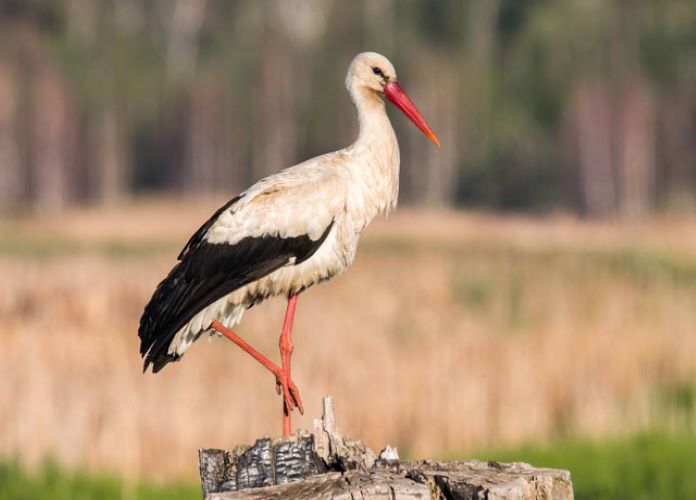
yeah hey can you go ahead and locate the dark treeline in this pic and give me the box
[0,0,694,217]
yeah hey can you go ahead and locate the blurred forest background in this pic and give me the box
[0,0,694,216]
[1,1,696,499]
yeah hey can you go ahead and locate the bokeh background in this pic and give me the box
[0,1,695,499]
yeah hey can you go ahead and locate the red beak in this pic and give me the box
[384,81,440,146]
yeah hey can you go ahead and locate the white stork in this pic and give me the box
[139,52,439,435]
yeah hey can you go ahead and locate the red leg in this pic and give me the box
[210,295,304,437]
[279,294,304,435]
[210,320,283,380]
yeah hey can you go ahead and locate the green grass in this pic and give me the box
[6,408,689,499]
[0,460,198,500]
[478,432,696,500]
[4,434,695,499]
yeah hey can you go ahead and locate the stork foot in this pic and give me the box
[276,371,304,415]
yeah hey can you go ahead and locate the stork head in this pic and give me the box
[346,52,440,146]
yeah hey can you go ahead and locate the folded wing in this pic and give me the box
[138,168,342,373]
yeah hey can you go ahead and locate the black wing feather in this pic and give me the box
[139,221,334,373]
[178,195,243,260]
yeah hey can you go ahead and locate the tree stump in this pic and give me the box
[199,397,573,499]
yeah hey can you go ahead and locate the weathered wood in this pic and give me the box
[200,396,573,499]
[403,460,573,500]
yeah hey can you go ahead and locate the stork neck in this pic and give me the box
[350,86,396,150]
[345,84,400,220]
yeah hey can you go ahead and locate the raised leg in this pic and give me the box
[210,320,283,379]
[209,294,304,436]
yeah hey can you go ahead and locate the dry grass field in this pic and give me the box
[1,200,695,481]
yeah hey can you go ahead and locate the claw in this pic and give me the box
[276,372,303,415]
[288,380,304,415]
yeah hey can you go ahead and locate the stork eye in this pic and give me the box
[372,67,384,77]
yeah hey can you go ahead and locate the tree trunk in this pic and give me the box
[657,93,696,209]
[31,68,76,214]
[252,14,298,179]
[182,76,235,194]
[567,82,617,217]
[92,106,127,204]
[616,82,656,218]
[200,397,573,500]
[0,60,23,212]
[166,0,207,82]
[406,53,460,207]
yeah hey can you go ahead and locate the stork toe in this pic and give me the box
[276,373,304,415]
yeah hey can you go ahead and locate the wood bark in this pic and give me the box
[200,397,573,500]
